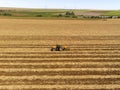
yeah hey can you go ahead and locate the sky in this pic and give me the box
[0,0,120,10]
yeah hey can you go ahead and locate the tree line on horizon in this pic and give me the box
[0,9,120,19]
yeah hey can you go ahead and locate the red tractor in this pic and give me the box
[51,45,70,51]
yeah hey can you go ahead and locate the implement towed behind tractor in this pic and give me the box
[51,45,70,51]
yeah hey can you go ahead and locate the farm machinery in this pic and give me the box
[51,45,70,51]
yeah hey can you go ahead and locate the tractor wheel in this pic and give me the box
[51,48,56,51]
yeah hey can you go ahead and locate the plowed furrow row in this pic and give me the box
[1,52,120,54]
[0,51,120,54]
[1,75,120,80]
[0,44,120,47]
[0,58,119,62]
[0,46,120,49]
[0,85,119,89]
[1,49,120,52]
[0,43,119,45]
[0,62,119,64]
[0,78,119,85]
[0,35,120,39]
[71,48,120,51]
[0,55,119,58]
[0,65,120,69]
[0,35,120,40]
[0,70,119,76]
[0,47,120,50]
[0,54,120,56]
[0,63,119,68]
[0,68,119,71]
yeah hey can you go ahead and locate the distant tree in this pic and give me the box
[65,11,71,15]
[3,13,12,16]
[0,10,3,12]
[71,12,75,15]
[58,14,63,17]
[36,14,42,17]
[65,11,75,16]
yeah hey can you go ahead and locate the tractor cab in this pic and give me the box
[51,45,69,51]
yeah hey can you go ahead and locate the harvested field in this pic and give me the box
[0,19,120,36]
[0,19,120,89]
[0,35,120,90]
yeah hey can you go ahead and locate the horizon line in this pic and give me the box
[0,6,119,11]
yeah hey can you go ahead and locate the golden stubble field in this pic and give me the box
[0,18,120,90]
[0,18,120,36]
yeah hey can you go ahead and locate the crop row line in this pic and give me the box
[0,78,119,85]
[0,64,119,68]
[0,71,119,76]
[0,51,120,54]
[0,75,120,80]
[0,68,119,72]
[0,55,119,58]
[0,85,119,89]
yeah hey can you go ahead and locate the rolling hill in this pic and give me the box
[0,7,120,19]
